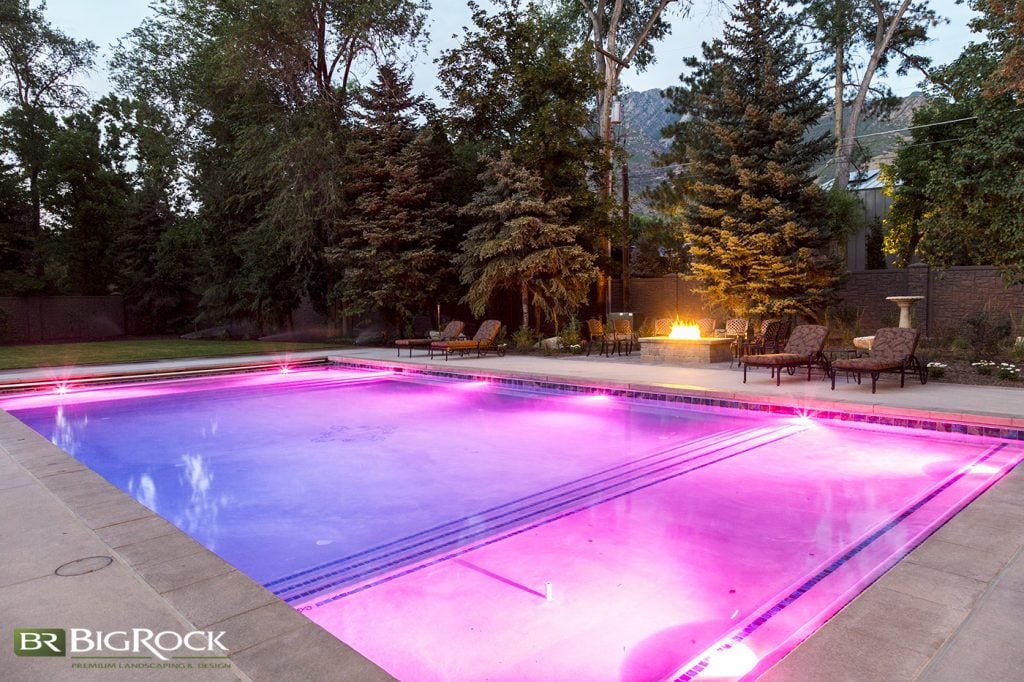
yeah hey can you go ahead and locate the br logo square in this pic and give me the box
[14,628,66,657]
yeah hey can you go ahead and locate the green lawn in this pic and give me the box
[0,339,348,371]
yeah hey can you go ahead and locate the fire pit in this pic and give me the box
[639,322,734,364]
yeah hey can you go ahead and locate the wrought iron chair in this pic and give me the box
[586,319,613,357]
[430,320,503,360]
[612,318,636,356]
[741,325,829,385]
[395,320,464,357]
[828,327,926,393]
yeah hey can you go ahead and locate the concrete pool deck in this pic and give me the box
[1,346,1022,680]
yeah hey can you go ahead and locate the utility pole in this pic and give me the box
[621,154,630,311]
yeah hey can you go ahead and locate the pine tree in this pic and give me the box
[655,0,839,318]
[326,64,452,332]
[458,151,598,332]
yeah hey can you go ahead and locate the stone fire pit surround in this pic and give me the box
[639,335,734,364]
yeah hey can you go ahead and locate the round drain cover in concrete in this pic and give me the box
[55,556,113,576]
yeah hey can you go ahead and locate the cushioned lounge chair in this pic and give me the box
[741,324,829,385]
[395,320,464,357]
[430,319,503,360]
[829,327,925,393]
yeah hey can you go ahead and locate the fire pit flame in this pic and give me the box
[668,323,702,340]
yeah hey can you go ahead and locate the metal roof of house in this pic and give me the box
[820,168,886,192]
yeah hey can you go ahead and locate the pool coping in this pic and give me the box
[2,352,1023,681]
[330,356,1024,442]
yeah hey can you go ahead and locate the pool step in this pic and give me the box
[268,423,807,604]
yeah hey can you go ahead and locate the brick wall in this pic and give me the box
[615,267,1024,338]
[610,275,730,330]
[838,266,1024,336]
[0,296,126,344]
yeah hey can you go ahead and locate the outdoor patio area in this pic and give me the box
[0,347,1022,680]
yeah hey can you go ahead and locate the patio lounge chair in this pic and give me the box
[394,320,464,357]
[430,319,504,360]
[828,327,926,394]
[586,319,614,357]
[697,318,717,337]
[741,324,829,386]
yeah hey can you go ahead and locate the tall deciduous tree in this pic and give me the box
[458,152,598,331]
[882,2,1024,284]
[557,0,685,308]
[793,0,940,189]
[656,0,838,318]
[326,64,452,333]
[111,0,429,332]
[0,0,95,277]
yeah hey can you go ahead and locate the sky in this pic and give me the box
[42,0,979,103]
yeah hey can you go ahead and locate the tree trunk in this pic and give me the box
[621,159,630,310]
[833,43,844,183]
[583,0,676,315]
[834,0,913,191]
[520,281,529,330]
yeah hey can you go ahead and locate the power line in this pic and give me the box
[853,108,1024,140]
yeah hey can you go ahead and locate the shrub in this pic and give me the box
[1013,337,1024,361]
[557,318,584,353]
[511,325,539,350]
[997,362,1020,381]
[954,312,1013,357]
[926,361,947,379]
[972,360,996,375]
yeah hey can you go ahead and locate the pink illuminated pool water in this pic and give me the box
[3,367,1022,681]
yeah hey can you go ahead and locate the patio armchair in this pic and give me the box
[741,319,785,359]
[430,320,504,360]
[586,319,614,357]
[741,324,829,386]
[654,318,673,337]
[725,317,749,367]
[828,327,926,394]
[611,318,636,356]
[697,318,717,337]
[395,320,464,357]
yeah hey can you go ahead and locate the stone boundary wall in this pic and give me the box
[0,295,125,344]
[838,266,1023,336]
[610,276,730,332]
[613,266,1023,337]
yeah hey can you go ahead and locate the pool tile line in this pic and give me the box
[271,425,801,602]
[332,358,1024,442]
[262,425,756,589]
[670,442,1011,682]
[305,425,806,608]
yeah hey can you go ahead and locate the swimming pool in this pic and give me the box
[4,366,1022,680]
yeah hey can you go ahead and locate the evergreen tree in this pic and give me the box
[437,0,601,228]
[654,0,838,318]
[0,159,35,294]
[326,64,452,333]
[458,152,598,331]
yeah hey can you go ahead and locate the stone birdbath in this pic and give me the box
[885,295,925,328]
[853,296,925,352]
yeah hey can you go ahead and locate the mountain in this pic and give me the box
[614,88,928,205]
